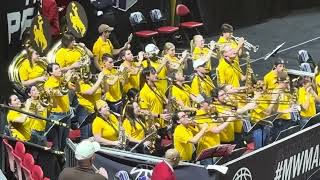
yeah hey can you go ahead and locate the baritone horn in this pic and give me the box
[232,35,259,52]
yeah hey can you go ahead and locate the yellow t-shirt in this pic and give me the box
[164,54,184,70]
[139,83,166,127]
[55,47,82,68]
[44,76,70,112]
[277,92,291,120]
[7,110,32,141]
[26,100,47,131]
[103,68,122,102]
[316,73,320,96]
[171,84,192,107]
[93,37,114,67]
[191,74,215,97]
[122,118,145,141]
[120,61,141,92]
[217,36,238,50]
[77,81,102,112]
[192,47,211,71]
[250,95,270,122]
[216,58,242,88]
[173,124,195,161]
[264,70,278,90]
[195,109,220,156]
[92,114,119,141]
[142,60,168,94]
[298,87,316,118]
[19,59,45,82]
[215,103,235,142]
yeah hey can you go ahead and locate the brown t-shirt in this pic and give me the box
[58,167,106,180]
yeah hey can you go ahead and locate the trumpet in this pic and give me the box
[232,35,259,52]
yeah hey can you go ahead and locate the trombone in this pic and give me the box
[232,35,259,52]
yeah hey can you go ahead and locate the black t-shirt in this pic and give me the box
[58,167,106,180]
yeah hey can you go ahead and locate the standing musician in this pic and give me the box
[6,94,32,141]
[139,67,171,128]
[216,45,245,88]
[119,49,144,92]
[264,58,285,90]
[298,76,320,127]
[75,71,104,139]
[44,63,72,150]
[217,23,244,57]
[173,111,208,161]
[55,32,93,72]
[19,47,47,87]
[24,86,47,138]
[162,42,188,71]
[92,24,131,71]
[191,59,215,97]
[101,54,124,113]
[194,94,231,165]
[143,44,169,94]
[191,35,215,71]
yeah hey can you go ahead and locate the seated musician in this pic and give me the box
[217,23,244,57]
[162,42,188,71]
[7,94,32,141]
[139,67,170,128]
[75,71,104,139]
[101,54,124,113]
[269,72,298,142]
[191,35,214,71]
[213,86,256,147]
[173,111,208,161]
[24,86,47,137]
[119,49,143,92]
[92,99,121,147]
[44,63,72,150]
[93,24,131,71]
[194,94,231,165]
[216,45,245,88]
[55,32,93,72]
[19,47,47,87]
[264,58,285,90]
[191,59,215,97]
[142,44,168,94]
[170,70,197,110]
[298,76,320,127]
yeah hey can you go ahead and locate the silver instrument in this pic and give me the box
[232,35,259,52]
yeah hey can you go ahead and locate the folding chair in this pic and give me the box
[3,139,15,173]
[31,165,50,180]
[21,153,35,180]
[13,141,26,180]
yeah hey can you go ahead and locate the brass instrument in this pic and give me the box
[59,71,81,95]
[231,35,259,52]
[117,115,128,150]
[36,82,52,107]
[244,53,255,96]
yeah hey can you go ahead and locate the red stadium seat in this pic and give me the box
[21,153,35,180]
[176,4,203,41]
[31,165,50,180]
[3,139,15,173]
[13,141,26,180]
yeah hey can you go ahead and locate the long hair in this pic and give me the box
[140,66,156,89]
[124,104,137,130]
[162,42,175,56]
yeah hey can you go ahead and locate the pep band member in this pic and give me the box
[19,47,47,87]
[162,42,188,71]
[264,58,285,90]
[191,59,215,97]
[217,23,244,57]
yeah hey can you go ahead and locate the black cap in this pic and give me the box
[274,57,285,66]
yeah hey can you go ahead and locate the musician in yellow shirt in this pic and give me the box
[93,24,130,71]
[6,94,32,141]
[44,63,72,150]
[173,112,208,161]
[264,58,285,90]
[119,49,143,92]
[216,45,245,88]
[162,42,188,71]
[191,35,215,71]
[102,54,123,113]
[191,59,215,97]
[298,76,320,126]
[19,47,47,87]
[139,67,171,128]
[55,32,93,72]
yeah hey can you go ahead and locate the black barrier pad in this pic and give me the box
[275,125,300,141]
[301,112,320,130]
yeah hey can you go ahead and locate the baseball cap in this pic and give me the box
[193,58,207,69]
[98,24,114,33]
[145,44,159,54]
[274,58,285,66]
[96,99,108,111]
[75,140,100,160]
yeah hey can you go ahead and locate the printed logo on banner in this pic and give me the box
[232,167,252,180]
[130,164,153,180]
[66,1,88,38]
[29,15,51,55]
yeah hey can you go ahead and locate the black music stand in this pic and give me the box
[264,42,286,60]
[246,113,278,147]
[214,147,247,165]
[275,125,300,141]
[195,144,236,162]
[301,112,320,130]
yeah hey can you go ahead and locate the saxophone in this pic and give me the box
[117,115,128,150]
[244,53,255,97]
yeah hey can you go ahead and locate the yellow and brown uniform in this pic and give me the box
[77,80,102,112]
[119,61,141,92]
[192,47,212,71]
[142,60,168,94]
[55,47,82,68]
[174,124,198,161]
[25,99,47,132]
[171,84,192,107]
[215,103,235,143]
[122,118,145,141]
[216,58,242,88]
[92,114,119,141]
[191,74,215,97]
[103,68,122,102]
[7,110,32,141]
[19,59,46,83]
[93,37,114,68]
[298,87,316,118]
[264,71,278,90]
